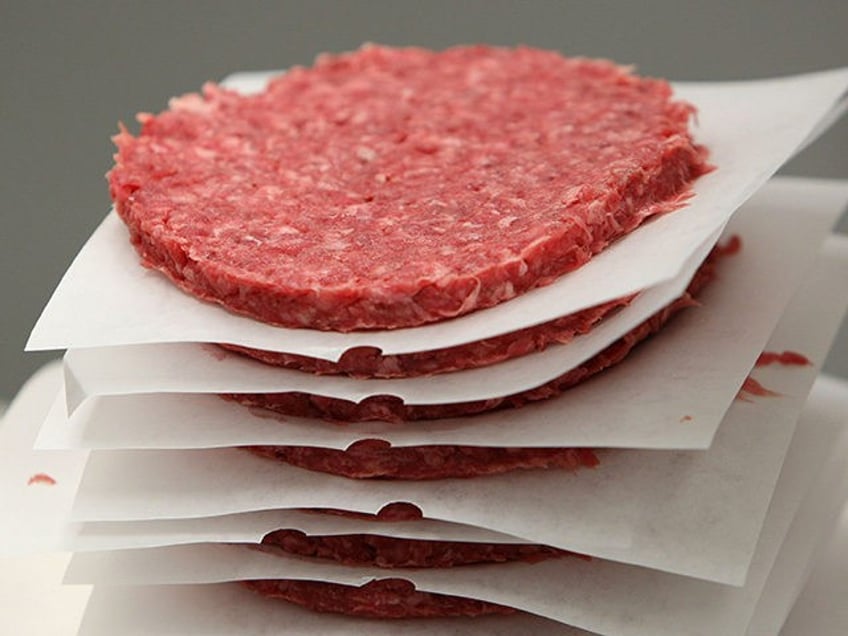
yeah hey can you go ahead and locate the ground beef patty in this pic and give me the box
[247,443,599,480]
[242,578,515,618]
[258,528,577,568]
[227,293,689,421]
[225,242,722,423]
[220,293,633,378]
[110,44,708,331]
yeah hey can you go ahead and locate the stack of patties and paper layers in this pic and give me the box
[7,45,848,634]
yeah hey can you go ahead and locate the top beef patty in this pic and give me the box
[109,45,709,331]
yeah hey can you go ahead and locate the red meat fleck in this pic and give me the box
[679,415,693,423]
[755,350,812,367]
[736,376,780,401]
[713,234,742,257]
[201,343,228,361]
[27,473,56,486]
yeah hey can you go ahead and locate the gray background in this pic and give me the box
[1,1,846,401]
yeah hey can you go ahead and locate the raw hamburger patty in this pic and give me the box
[258,528,577,568]
[225,241,723,423]
[220,293,634,378]
[242,578,515,618]
[109,44,708,331]
[247,442,599,480]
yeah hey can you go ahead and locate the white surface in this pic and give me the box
[746,403,848,635]
[0,365,91,634]
[0,360,63,450]
[0,362,89,557]
[0,552,90,636]
[26,69,848,359]
[781,505,848,635]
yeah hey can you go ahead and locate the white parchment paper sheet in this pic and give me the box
[67,235,848,585]
[27,68,848,359]
[47,179,848,451]
[65,377,848,636]
[67,510,533,553]
[745,412,848,636]
[58,225,716,411]
[58,177,846,416]
[781,494,848,635]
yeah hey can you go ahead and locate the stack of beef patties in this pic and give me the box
[105,45,710,613]
[24,45,848,634]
